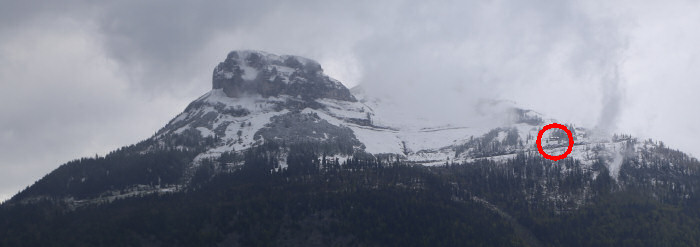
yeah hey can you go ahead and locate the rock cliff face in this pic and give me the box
[212,50,356,102]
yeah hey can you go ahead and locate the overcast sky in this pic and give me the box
[2,0,700,202]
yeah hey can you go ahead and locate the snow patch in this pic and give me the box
[240,65,259,80]
[196,127,214,137]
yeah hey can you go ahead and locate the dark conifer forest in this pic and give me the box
[3,141,700,246]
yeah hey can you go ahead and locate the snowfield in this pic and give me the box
[164,87,634,182]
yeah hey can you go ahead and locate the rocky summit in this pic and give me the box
[212,50,356,102]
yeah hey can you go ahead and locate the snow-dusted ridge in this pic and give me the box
[153,51,645,181]
[11,50,694,208]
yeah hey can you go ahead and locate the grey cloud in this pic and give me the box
[0,18,190,200]
[89,0,382,93]
[355,0,627,127]
[92,0,275,91]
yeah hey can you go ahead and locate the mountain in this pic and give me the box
[3,50,700,246]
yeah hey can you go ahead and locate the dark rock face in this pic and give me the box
[212,51,357,102]
[254,112,364,155]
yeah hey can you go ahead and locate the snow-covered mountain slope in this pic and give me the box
[154,51,667,179]
[10,50,699,206]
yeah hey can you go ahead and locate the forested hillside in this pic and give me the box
[3,142,700,246]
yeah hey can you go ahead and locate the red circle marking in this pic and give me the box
[536,123,574,161]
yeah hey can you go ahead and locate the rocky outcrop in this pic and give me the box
[212,50,357,102]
